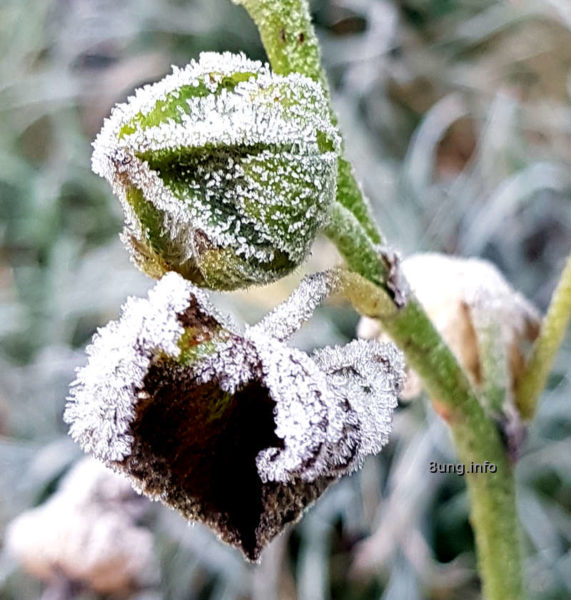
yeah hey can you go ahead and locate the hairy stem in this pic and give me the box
[516,254,571,420]
[233,0,527,597]
[324,203,388,287]
[474,324,511,419]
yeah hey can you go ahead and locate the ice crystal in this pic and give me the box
[92,52,340,290]
[252,270,340,341]
[65,272,402,560]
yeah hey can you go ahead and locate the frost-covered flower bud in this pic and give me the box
[92,52,340,290]
[64,272,402,560]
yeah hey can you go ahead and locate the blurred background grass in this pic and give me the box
[0,0,570,598]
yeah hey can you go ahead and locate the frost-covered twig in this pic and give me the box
[252,271,339,341]
[253,266,399,343]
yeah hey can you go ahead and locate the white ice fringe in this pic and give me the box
[63,272,234,462]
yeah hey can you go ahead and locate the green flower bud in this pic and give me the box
[92,52,340,290]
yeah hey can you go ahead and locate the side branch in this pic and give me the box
[516,254,571,420]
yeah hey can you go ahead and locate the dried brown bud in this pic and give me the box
[65,272,403,560]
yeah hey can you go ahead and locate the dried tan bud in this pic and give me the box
[5,458,157,595]
[359,253,540,401]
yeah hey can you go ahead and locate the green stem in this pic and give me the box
[516,254,571,420]
[233,0,325,87]
[324,203,388,287]
[232,0,381,243]
[335,271,524,600]
[233,0,526,597]
[472,322,511,420]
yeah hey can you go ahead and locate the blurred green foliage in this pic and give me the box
[0,0,570,598]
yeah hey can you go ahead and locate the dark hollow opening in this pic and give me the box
[129,364,284,559]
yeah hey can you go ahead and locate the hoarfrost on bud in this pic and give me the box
[65,272,402,560]
[92,52,340,290]
[64,272,235,462]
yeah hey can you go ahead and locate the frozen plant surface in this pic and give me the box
[64,272,403,559]
[1,1,570,598]
[91,52,340,289]
[64,272,223,461]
